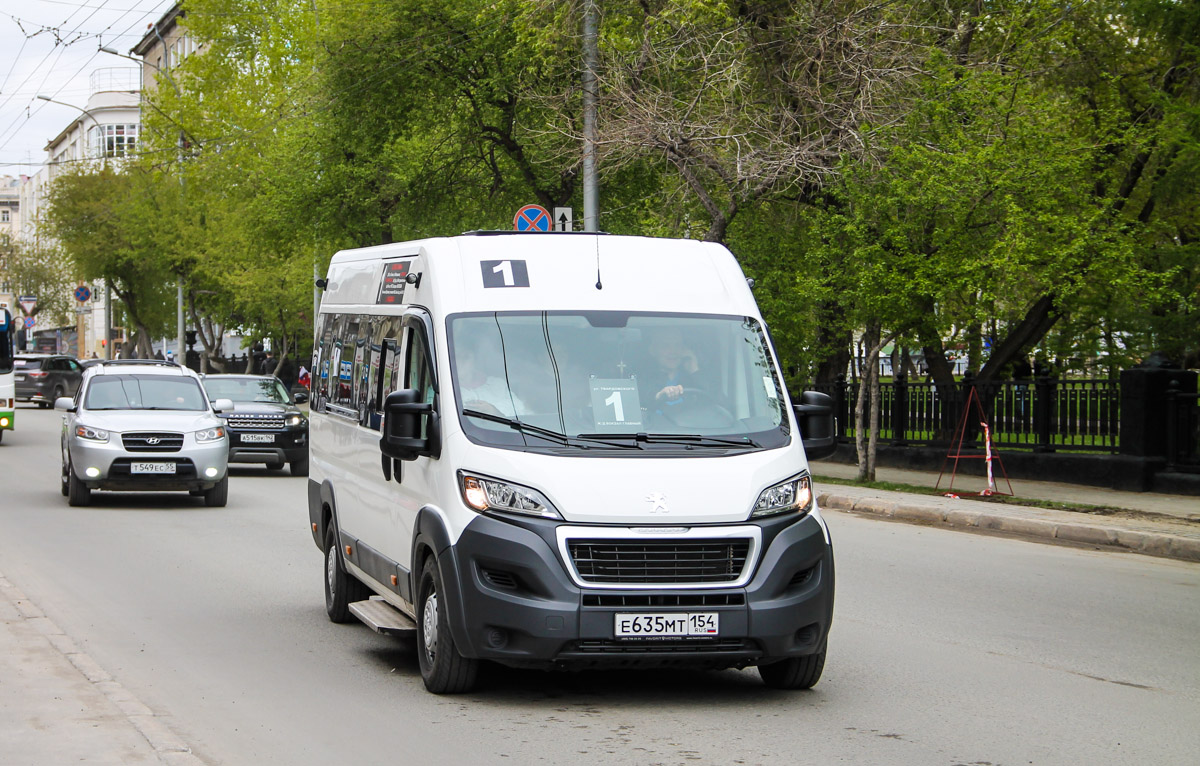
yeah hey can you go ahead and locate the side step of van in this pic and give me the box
[349,598,418,638]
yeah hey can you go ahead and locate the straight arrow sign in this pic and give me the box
[554,207,573,232]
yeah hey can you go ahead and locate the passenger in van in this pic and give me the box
[456,338,525,419]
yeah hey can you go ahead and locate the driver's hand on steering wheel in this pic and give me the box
[656,384,684,402]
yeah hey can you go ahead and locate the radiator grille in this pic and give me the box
[227,414,285,430]
[121,432,183,452]
[568,539,750,585]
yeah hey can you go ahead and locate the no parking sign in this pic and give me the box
[513,204,552,232]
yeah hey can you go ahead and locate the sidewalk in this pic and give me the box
[0,569,203,766]
[812,461,1200,562]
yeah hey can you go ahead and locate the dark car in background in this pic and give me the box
[201,374,309,476]
[14,354,84,407]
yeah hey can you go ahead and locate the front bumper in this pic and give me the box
[69,435,229,491]
[436,511,834,670]
[225,426,308,464]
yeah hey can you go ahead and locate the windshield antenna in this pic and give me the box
[594,235,603,290]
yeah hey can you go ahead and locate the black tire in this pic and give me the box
[758,651,826,690]
[266,461,285,471]
[416,555,479,694]
[290,456,309,477]
[203,475,229,507]
[66,457,91,507]
[60,457,69,497]
[324,523,369,623]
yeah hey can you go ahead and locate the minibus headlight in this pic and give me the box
[750,474,813,518]
[459,472,562,520]
[74,424,110,442]
[194,426,226,443]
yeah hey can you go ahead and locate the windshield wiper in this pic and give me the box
[461,409,578,447]
[462,409,640,450]
[577,432,760,449]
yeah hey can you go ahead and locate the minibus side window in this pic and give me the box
[364,316,402,430]
[403,326,435,438]
[332,315,361,409]
[311,314,327,412]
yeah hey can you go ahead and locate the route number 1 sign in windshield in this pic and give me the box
[589,378,643,430]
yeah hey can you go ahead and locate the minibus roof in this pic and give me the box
[321,233,759,320]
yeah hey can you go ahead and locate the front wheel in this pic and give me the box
[324,523,368,623]
[758,651,826,690]
[203,475,228,507]
[66,457,91,507]
[416,556,478,694]
[290,456,309,477]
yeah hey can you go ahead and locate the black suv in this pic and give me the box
[15,354,84,407]
[201,374,309,475]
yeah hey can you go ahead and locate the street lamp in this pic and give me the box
[35,95,109,359]
[98,44,186,364]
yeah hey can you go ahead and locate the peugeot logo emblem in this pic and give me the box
[145,437,161,445]
[645,492,669,514]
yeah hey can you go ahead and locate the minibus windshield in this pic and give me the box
[448,312,789,452]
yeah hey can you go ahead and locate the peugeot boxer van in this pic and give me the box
[308,232,836,694]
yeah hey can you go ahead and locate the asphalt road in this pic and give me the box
[1,405,1198,766]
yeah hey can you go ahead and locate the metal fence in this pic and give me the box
[810,375,1122,453]
[1166,390,1200,472]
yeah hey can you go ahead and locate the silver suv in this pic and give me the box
[57,360,235,507]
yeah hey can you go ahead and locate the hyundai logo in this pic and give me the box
[145,437,161,445]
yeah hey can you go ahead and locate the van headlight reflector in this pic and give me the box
[194,426,226,443]
[75,425,109,442]
[751,474,813,518]
[459,472,562,520]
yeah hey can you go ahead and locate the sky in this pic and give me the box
[0,0,175,174]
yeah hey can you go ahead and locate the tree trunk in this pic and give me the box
[855,324,888,481]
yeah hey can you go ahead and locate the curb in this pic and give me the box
[818,493,1200,563]
[0,570,205,766]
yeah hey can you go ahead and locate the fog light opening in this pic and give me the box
[85,467,101,478]
[204,467,219,478]
[485,627,509,649]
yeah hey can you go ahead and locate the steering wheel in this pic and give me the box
[657,388,737,429]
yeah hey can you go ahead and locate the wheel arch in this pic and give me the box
[411,506,475,658]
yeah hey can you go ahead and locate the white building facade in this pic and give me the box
[16,67,141,357]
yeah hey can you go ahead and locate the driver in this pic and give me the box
[639,327,699,410]
[455,336,525,419]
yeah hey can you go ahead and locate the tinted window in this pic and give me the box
[15,357,43,370]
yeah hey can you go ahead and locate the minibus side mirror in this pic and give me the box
[293,391,309,404]
[380,389,439,461]
[794,390,837,461]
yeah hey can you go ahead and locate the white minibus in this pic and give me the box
[308,232,836,693]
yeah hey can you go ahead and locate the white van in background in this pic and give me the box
[308,232,836,693]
